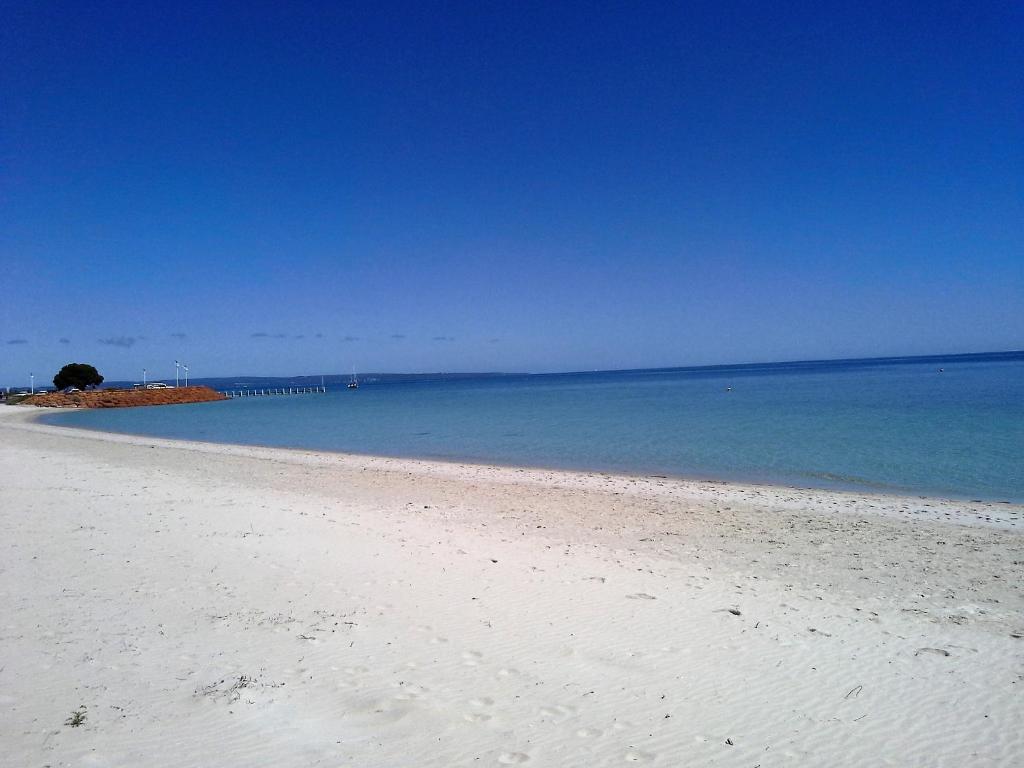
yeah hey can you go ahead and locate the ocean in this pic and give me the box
[39,352,1024,502]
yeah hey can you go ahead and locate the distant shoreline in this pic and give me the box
[14,348,1020,393]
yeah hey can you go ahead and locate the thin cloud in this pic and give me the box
[342,335,360,342]
[293,334,305,339]
[432,335,455,342]
[98,336,138,348]
[390,334,406,340]
[6,339,28,345]
[251,332,269,338]
[58,338,71,344]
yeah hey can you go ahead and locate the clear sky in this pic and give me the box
[1,1,1021,383]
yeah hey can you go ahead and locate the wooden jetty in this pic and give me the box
[225,386,327,398]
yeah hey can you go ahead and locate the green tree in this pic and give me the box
[53,363,104,391]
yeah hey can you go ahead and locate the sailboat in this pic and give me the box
[347,368,359,389]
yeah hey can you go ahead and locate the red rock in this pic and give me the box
[26,386,228,409]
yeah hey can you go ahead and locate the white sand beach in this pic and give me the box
[1,406,1022,767]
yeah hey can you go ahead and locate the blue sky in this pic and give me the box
[1,1,1021,383]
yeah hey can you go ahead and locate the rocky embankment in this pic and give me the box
[22,386,228,408]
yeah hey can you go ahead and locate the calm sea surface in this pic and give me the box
[39,354,1024,502]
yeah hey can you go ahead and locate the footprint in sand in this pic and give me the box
[624,750,655,762]
[577,727,603,738]
[498,752,530,764]
[462,650,484,666]
[539,704,577,723]
[915,647,951,657]
[626,593,657,600]
[465,696,495,721]
[393,683,428,701]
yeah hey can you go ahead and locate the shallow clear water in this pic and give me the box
[40,355,1024,501]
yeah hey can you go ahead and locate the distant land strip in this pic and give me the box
[21,386,228,409]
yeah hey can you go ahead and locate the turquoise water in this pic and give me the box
[40,354,1024,502]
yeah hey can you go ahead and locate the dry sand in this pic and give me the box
[1,406,1022,767]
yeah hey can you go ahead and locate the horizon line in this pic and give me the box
[77,348,1022,386]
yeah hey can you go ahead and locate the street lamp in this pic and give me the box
[143,368,147,386]
[182,363,189,387]
[175,360,180,387]
[30,372,34,394]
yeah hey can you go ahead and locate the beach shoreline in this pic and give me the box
[20,404,1024,517]
[2,406,1022,766]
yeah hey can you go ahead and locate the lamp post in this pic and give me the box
[183,364,189,387]
[175,360,180,388]
[143,368,147,386]
[30,372,34,394]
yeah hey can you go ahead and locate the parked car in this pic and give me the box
[145,383,173,389]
